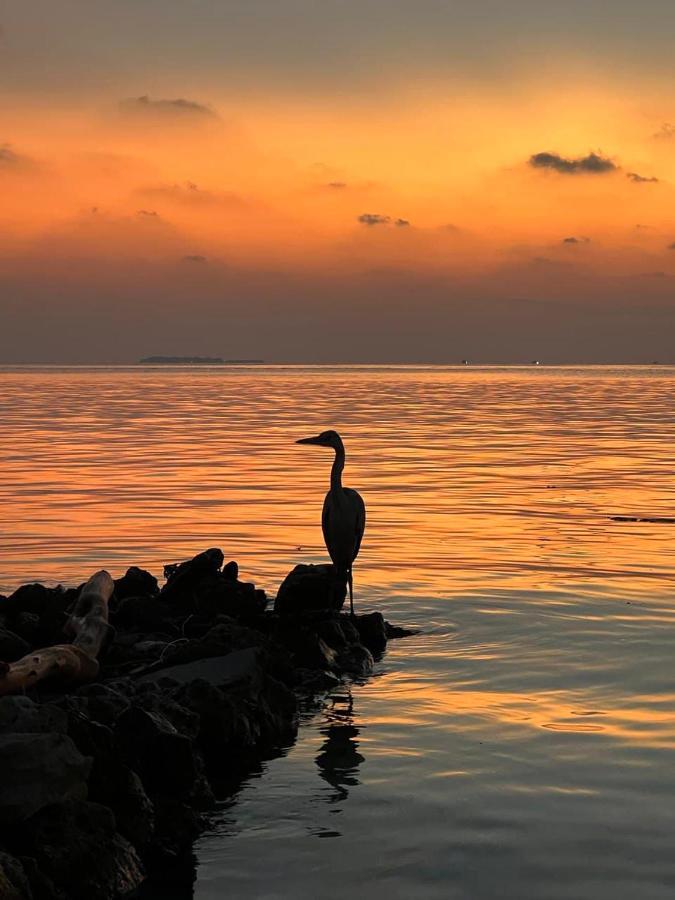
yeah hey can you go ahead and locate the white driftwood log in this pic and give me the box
[0,570,113,696]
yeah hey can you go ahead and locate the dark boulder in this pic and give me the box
[0,628,30,663]
[112,596,177,633]
[17,799,144,900]
[114,566,158,602]
[196,575,267,620]
[274,564,346,614]
[138,647,261,689]
[0,851,32,900]
[353,612,388,655]
[12,612,41,645]
[74,684,130,726]
[4,583,54,618]
[114,706,198,796]
[336,643,374,677]
[0,697,67,735]
[65,712,155,850]
[160,548,224,609]
[0,732,91,825]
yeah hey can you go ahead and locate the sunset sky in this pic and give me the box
[2,1,675,363]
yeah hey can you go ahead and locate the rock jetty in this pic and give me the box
[0,551,412,898]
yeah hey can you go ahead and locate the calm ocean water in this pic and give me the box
[2,364,675,899]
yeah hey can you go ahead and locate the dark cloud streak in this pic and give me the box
[119,95,218,119]
[529,151,617,174]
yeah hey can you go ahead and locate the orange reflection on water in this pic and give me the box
[1,364,675,600]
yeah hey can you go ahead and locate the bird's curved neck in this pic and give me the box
[330,442,345,492]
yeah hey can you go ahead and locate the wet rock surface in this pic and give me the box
[0,549,412,898]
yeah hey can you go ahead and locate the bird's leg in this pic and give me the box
[347,570,355,618]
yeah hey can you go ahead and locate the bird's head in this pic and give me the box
[296,429,342,449]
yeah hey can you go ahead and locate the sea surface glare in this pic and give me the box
[2,364,675,899]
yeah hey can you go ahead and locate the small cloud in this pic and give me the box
[327,181,347,189]
[562,236,590,244]
[0,144,20,165]
[358,213,391,226]
[529,151,617,175]
[183,254,208,263]
[137,209,159,217]
[119,95,218,120]
[394,218,410,227]
[653,123,675,141]
[627,172,659,184]
[0,143,33,171]
[667,242,675,250]
[638,271,667,279]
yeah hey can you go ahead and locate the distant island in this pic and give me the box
[138,356,264,365]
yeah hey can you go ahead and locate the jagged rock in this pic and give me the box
[293,633,338,670]
[0,697,67,735]
[113,597,177,633]
[196,575,267,620]
[336,643,374,677]
[4,583,54,618]
[354,612,387,654]
[63,711,155,849]
[222,560,238,580]
[296,668,342,692]
[0,851,32,899]
[274,564,346,614]
[135,690,200,740]
[114,706,198,796]
[12,612,41,645]
[0,733,91,824]
[160,548,225,609]
[0,627,30,663]
[114,566,158,602]
[74,684,130,726]
[18,799,144,900]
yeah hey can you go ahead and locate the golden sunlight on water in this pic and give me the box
[3,365,675,899]
[1,365,675,596]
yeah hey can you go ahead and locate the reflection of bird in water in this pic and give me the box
[315,692,364,803]
[296,430,366,616]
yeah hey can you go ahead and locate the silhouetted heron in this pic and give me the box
[296,430,366,616]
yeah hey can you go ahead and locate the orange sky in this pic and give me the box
[2,3,675,361]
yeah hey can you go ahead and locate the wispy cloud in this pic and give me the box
[119,95,218,120]
[626,172,659,184]
[358,213,391,226]
[653,123,675,141]
[137,181,242,208]
[358,213,411,227]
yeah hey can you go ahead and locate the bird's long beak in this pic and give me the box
[296,435,322,445]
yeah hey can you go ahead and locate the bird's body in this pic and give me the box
[297,430,366,616]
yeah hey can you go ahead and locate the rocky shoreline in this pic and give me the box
[0,550,412,899]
